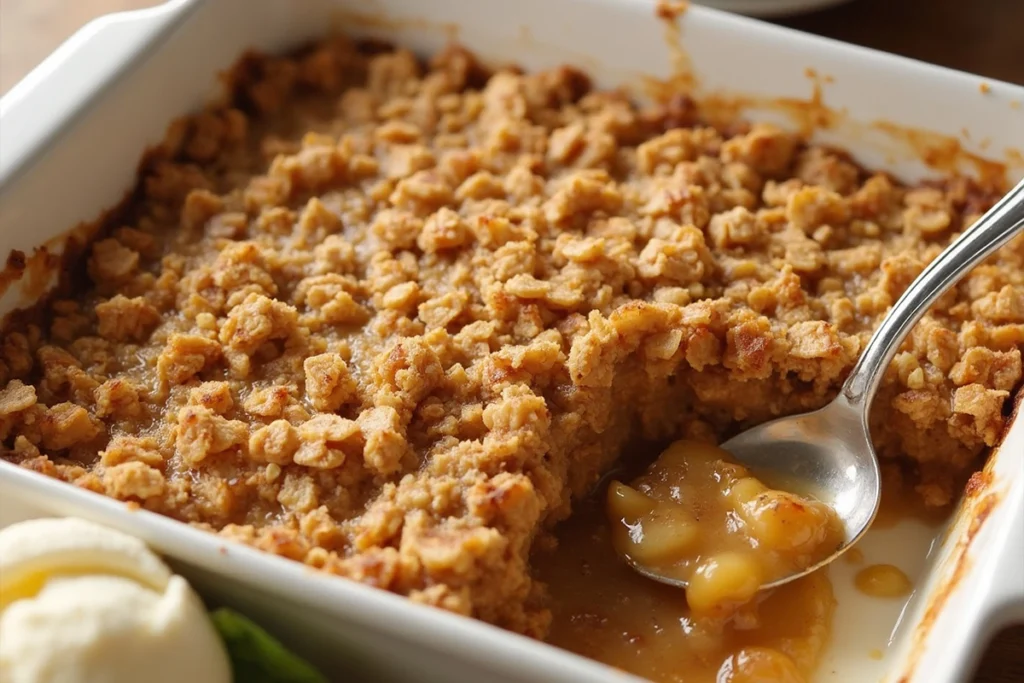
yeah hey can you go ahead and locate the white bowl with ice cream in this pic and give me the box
[0,518,232,683]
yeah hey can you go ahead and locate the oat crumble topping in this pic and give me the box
[0,37,1021,637]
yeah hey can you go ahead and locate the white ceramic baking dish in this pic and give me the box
[0,1,1022,682]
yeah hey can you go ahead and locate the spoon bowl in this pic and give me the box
[717,398,880,589]
[628,177,1024,591]
[623,399,879,591]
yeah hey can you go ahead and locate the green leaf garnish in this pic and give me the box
[211,607,329,683]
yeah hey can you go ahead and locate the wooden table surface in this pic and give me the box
[0,0,1021,681]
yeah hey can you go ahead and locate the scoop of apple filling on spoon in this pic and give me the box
[606,440,844,617]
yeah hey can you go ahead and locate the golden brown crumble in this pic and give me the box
[0,37,1021,638]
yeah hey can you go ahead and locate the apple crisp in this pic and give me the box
[0,34,1021,650]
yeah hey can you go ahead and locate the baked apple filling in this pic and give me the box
[607,440,843,616]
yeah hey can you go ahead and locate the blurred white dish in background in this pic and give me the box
[694,0,853,18]
[0,518,231,683]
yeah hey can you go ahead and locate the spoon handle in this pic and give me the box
[841,176,1024,409]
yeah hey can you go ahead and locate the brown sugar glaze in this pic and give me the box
[605,440,843,616]
[536,444,946,682]
[536,439,839,682]
[536,492,834,683]
[0,34,1021,679]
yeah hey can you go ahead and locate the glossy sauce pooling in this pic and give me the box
[854,564,913,598]
[534,492,836,683]
[606,440,844,617]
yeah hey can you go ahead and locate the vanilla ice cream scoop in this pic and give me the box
[0,518,232,683]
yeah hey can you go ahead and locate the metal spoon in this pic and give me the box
[631,177,1024,590]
